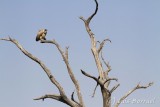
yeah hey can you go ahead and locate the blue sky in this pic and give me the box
[0,0,160,107]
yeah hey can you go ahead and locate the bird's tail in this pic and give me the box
[36,36,39,41]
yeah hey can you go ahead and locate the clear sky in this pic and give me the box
[0,0,160,107]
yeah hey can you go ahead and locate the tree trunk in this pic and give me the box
[101,87,111,107]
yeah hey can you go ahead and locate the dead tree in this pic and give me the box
[0,0,153,107]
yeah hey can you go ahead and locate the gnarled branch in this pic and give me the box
[114,82,153,107]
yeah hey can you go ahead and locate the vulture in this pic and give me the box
[36,29,47,41]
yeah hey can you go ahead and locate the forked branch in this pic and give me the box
[92,77,118,97]
[114,82,153,107]
[0,37,77,107]
[80,0,104,80]
[40,39,84,107]
[79,0,98,25]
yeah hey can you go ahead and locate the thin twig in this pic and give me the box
[103,78,118,86]
[98,38,111,53]
[92,82,99,97]
[110,84,120,94]
[71,91,80,105]
[101,51,112,74]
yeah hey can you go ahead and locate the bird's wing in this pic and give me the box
[36,30,44,41]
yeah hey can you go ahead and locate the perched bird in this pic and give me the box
[36,29,47,41]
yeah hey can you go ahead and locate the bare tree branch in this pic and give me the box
[81,70,102,98]
[40,39,84,107]
[1,38,63,94]
[34,94,79,107]
[110,84,120,94]
[87,0,98,24]
[80,0,104,80]
[0,37,76,107]
[71,91,80,105]
[101,51,112,74]
[103,78,118,86]
[34,94,61,101]
[65,46,69,60]
[0,38,10,41]
[114,82,153,107]
[81,70,118,98]
[92,82,99,97]
[79,0,98,24]
[91,77,118,98]
[79,0,98,40]
[79,1,115,106]
[98,38,111,54]
[81,69,99,83]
